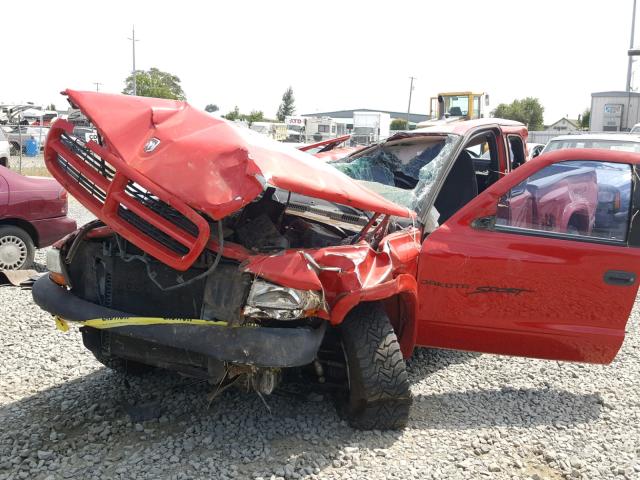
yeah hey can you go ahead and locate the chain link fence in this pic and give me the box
[1,123,49,174]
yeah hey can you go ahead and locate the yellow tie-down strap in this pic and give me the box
[54,316,229,332]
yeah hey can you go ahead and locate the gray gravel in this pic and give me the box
[1,201,640,479]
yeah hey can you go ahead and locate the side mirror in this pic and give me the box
[531,149,541,159]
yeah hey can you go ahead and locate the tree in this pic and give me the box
[223,106,241,121]
[245,110,264,126]
[390,119,408,130]
[580,108,590,129]
[205,104,219,113]
[122,67,186,100]
[47,103,56,111]
[276,86,295,121]
[491,97,544,130]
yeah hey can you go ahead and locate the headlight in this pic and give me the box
[46,248,63,274]
[244,279,325,320]
[46,248,67,286]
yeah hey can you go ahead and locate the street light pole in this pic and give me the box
[627,0,637,92]
[93,82,102,92]
[127,26,140,95]
[406,76,416,129]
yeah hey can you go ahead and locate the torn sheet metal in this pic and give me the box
[242,227,422,324]
[60,90,413,220]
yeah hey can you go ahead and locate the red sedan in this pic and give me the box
[0,166,76,269]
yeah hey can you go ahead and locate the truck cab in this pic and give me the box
[421,92,489,127]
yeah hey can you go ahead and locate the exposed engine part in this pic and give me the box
[283,217,345,248]
[115,219,224,292]
[250,368,281,395]
[235,213,289,251]
[207,364,282,404]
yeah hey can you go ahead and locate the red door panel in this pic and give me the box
[416,148,640,364]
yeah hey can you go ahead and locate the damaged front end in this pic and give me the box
[33,90,421,396]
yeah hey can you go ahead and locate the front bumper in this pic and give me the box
[32,276,326,368]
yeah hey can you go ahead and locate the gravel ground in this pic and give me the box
[1,200,640,480]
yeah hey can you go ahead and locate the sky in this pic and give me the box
[1,0,638,124]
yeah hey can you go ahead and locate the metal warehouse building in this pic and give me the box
[590,91,640,131]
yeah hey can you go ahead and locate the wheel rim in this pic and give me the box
[0,235,28,269]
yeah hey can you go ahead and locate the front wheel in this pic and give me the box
[338,303,412,430]
[0,226,34,270]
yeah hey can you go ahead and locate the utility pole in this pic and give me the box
[127,26,140,95]
[627,0,637,92]
[93,82,102,92]
[406,76,416,129]
[626,0,637,130]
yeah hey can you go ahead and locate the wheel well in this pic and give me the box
[0,219,38,245]
[0,158,7,168]
[381,294,417,358]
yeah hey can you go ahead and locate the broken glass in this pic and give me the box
[330,134,461,219]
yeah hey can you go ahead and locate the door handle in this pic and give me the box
[604,270,636,286]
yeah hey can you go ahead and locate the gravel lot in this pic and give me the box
[1,197,640,480]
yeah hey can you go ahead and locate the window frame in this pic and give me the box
[492,160,639,247]
[507,134,526,171]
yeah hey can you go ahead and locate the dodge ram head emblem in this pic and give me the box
[144,137,161,153]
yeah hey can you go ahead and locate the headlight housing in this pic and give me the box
[46,248,67,286]
[243,279,325,320]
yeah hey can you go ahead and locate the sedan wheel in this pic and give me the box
[0,226,35,270]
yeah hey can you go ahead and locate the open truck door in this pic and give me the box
[417,148,640,364]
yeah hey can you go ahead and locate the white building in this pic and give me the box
[546,117,580,132]
[590,91,640,132]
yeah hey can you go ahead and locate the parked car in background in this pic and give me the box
[6,126,50,154]
[0,166,76,269]
[542,133,640,154]
[541,133,640,240]
[526,142,545,160]
[0,128,9,167]
[631,123,640,133]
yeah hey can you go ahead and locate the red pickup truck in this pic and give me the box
[33,91,639,430]
[498,163,598,235]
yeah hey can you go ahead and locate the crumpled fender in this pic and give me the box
[242,228,421,355]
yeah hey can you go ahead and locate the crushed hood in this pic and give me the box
[63,90,412,219]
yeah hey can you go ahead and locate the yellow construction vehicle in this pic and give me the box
[418,92,490,127]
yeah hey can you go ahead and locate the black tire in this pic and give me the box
[91,350,154,376]
[338,302,412,430]
[0,225,35,270]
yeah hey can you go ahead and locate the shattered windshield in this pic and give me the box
[329,134,461,216]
